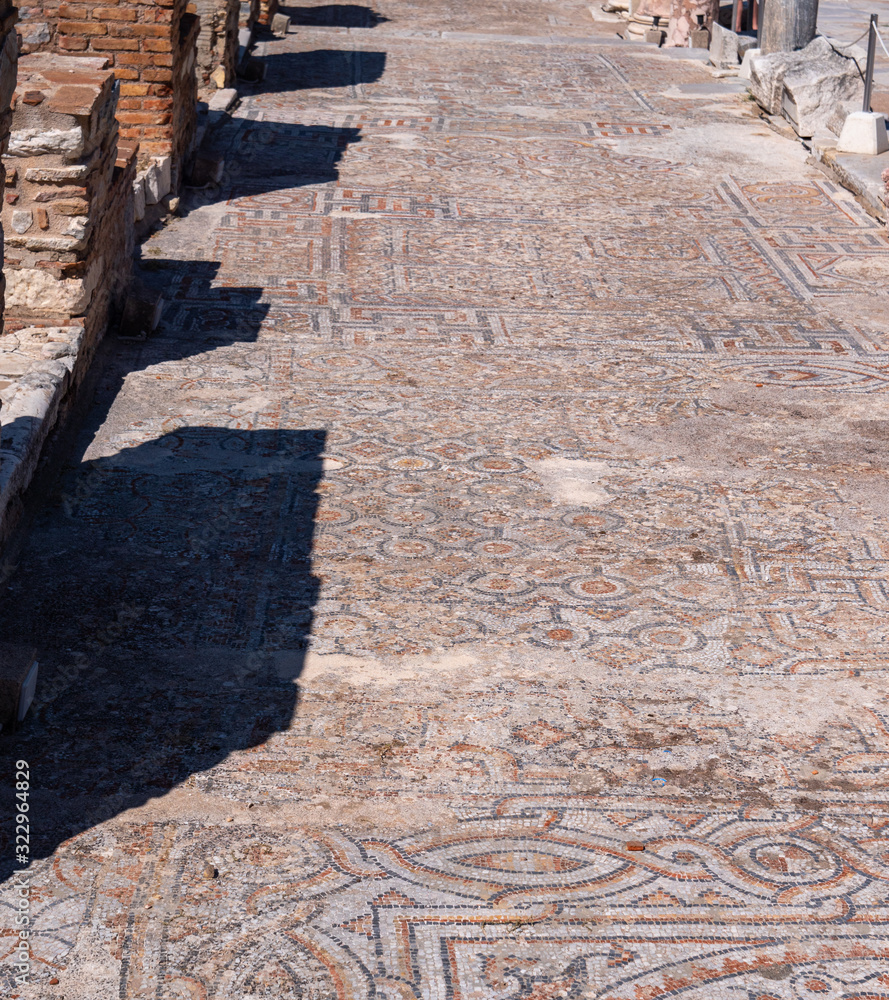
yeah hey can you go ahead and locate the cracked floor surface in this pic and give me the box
[4,2,889,998]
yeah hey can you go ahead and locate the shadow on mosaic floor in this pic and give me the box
[280,3,389,27]
[249,48,386,94]
[184,121,363,211]
[0,424,325,882]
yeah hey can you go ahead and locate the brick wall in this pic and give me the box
[2,54,135,354]
[16,0,198,187]
[257,0,276,27]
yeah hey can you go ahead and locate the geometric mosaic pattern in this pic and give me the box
[2,1,889,997]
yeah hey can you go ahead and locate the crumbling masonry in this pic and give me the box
[0,0,253,540]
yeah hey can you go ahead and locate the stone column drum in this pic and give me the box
[761,0,818,54]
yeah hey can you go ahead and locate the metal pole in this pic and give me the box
[863,14,877,112]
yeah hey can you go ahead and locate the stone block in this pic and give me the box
[208,87,238,112]
[20,22,50,49]
[118,287,164,339]
[189,152,225,185]
[827,98,860,137]
[737,34,758,57]
[837,112,889,155]
[133,175,146,221]
[645,28,665,45]
[783,54,865,138]
[143,155,172,205]
[11,210,32,234]
[7,127,85,158]
[5,260,101,314]
[271,13,290,36]
[739,46,760,80]
[749,36,863,134]
[709,23,739,68]
[0,646,39,731]
[24,165,89,183]
[154,155,172,198]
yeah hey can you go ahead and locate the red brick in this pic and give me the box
[93,7,136,18]
[116,111,172,125]
[129,24,170,37]
[143,38,172,52]
[58,19,108,34]
[59,36,90,50]
[113,52,157,66]
[141,98,172,111]
[113,68,140,80]
[91,37,140,50]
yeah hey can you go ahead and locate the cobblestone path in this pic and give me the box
[4,2,889,997]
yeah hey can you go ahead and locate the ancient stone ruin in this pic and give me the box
[0,0,258,540]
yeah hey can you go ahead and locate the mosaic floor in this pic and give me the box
[3,2,889,997]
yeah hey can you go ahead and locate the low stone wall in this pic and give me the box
[3,54,135,347]
[0,0,248,542]
[0,53,137,538]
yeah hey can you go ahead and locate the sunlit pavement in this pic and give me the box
[3,2,889,997]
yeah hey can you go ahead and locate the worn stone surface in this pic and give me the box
[3,1,889,998]
[761,0,819,54]
[783,41,867,138]
[750,35,864,128]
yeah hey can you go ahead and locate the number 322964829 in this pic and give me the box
[15,761,29,863]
